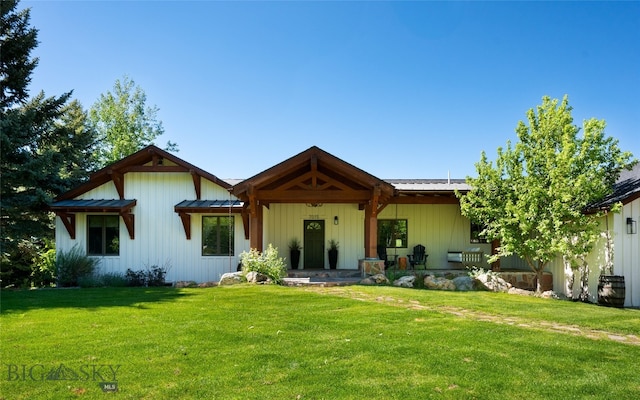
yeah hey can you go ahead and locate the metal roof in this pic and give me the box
[384,179,470,192]
[49,199,137,210]
[588,163,640,210]
[175,199,244,209]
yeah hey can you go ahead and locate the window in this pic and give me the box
[87,215,120,255]
[202,216,234,256]
[378,219,408,248]
[470,222,488,243]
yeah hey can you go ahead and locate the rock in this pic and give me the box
[371,273,390,284]
[175,281,197,288]
[423,275,456,291]
[245,271,270,283]
[508,287,533,296]
[452,276,474,291]
[393,275,415,288]
[198,281,217,288]
[360,274,389,285]
[219,272,245,286]
[539,290,564,299]
[474,272,511,292]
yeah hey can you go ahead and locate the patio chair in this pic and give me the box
[377,245,396,269]
[407,245,428,269]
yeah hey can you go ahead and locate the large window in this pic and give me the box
[87,215,120,255]
[378,219,408,248]
[202,216,234,256]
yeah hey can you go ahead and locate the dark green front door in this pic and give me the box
[303,220,325,268]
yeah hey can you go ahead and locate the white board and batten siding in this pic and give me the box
[378,204,492,269]
[264,203,365,269]
[260,203,493,270]
[616,198,640,307]
[55,172,250,284]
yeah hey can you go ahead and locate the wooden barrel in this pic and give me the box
[598,275,626,308]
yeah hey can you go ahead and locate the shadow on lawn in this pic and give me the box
[0,287,192,313]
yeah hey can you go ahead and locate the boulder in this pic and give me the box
[175,281,197,288]
[393,275,415,288]
[371,273,390,284]
[452,276,474,291]
[423,275,456,291]
[219,272,245,286]
[473,272,511,292]
[360,274,390,285]
[359,277,376,285]
[245,271,270,284]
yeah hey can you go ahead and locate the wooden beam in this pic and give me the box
[190,171,201,200]
[242,211,250,240]
[363,204,377,258]
[178,212,191,240]
[255,189,372,203]
[57,212,76,239]
[311,154,317,188]
[249,203,263,251]
[120,212,135,239]
[110,171,125,199]
[491,239,501,271]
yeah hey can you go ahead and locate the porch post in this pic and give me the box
[364,205,377,258]
[491,239,500,271]
[249,202,264,252]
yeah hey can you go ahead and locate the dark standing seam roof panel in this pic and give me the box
[174,200,244,209]
[49,199,137,210]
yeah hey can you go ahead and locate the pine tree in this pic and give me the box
[1,1,97,286]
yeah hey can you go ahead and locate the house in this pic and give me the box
[50,145,638,305]
[566,162,640,307]
[50,145,499,283]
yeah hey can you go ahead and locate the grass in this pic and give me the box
[1,285,640,399]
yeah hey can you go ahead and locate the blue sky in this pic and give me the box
[26,1,639,180]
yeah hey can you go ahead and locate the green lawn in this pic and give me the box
[1,285,640,399]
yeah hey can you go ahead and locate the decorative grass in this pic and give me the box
[1,285,640,399]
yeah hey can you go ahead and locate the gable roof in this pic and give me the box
[55,145,230,201]
[231,146,396,206]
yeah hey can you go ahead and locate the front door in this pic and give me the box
[303,220,325,269]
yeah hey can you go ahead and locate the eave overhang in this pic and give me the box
[54,145,230,202]
[231,146,396,213]
[174,199,245,240]
[49,199,137,240]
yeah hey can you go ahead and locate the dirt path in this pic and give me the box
[306,286,640,346]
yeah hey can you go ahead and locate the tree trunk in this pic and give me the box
[536,269,544,294]
[578,260,590,302]
[563,257,575,299]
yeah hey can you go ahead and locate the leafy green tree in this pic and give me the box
[459,96,634,293]
[1,0,97,286]
[90,75,177,167]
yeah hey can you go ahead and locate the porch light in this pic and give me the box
[334,216,339,225]
[627,217,637,234]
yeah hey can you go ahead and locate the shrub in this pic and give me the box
[240,244,287,284]
[79,271,129,288]
[99,272,128,287]
[56,245,99,287]
[125,266,167,287]
[32,241,57,287]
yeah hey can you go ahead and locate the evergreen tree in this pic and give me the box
[1,0,96,286]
